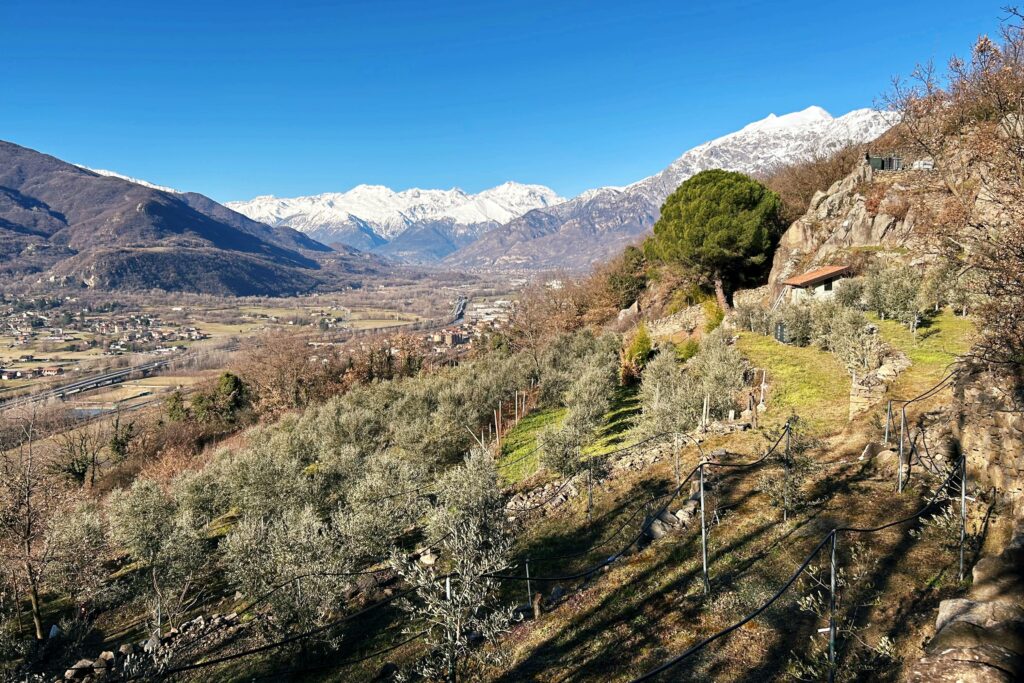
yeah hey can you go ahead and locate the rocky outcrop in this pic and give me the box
[907,514,1024,682]
[646,304,704,339]
[768,162,922,292]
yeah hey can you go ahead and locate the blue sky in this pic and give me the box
[0,1,1004,202]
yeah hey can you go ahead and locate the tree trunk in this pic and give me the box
[713,275,730,312]
[24,561,43,640]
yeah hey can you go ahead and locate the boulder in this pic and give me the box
[927,620,1024,656]
[143,633,160,653]
[64,660,93,680]
[645,518,668,540]
[118,643,137,657]
[908,644,1021,682]
[657,509,680,527]
[971,556,1024,602]
[550,585,566,604]
[936,599,1024,634]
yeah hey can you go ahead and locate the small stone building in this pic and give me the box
[782,265,851,302]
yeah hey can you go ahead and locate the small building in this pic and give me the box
[42,366,64,376]
[782,265,851,302]
[868,154,904,171]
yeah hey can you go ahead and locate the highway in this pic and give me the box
[0,353,186,412]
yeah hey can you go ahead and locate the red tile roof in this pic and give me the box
[782,265,850,288]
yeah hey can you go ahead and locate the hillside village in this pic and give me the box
[1,11,1023,683]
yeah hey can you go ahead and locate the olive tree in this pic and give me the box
[392,449,514,683]
[108,480,207,631]
[223,506,348,637]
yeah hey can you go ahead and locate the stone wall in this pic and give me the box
[646,304,704,339]
[954,363,1024,503]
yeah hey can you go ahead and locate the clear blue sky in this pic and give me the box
[0,0,1004,202]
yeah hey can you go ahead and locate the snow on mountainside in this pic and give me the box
[75,165,181,194]
[227,182,565,260]
[446,106,895,271]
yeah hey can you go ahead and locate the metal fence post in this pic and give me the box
[959,451,967,582]
[700,462,710,594]
[897,408,907,493]
[883,400,892,446]
[525,559,531,607]
[674,433,681,488]
[828,530,838,683]
[784,420,792,522]
[587,458,594,526]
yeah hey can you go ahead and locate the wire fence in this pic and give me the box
[31,373,967,683]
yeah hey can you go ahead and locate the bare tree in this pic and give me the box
[0,411,70,640]
[885,11,1024,363]
[52,415,108,488]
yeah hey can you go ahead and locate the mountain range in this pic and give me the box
[226,106,893,270]
[0,141,384,296]
[226,183,564,261]
[0,106,894,296]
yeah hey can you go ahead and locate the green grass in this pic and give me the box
[586,384,642,457]
[868,309,975,396]
[498,386,644,483]
[736,331,850,432]
[498,407,566,483]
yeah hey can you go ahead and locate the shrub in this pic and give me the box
[866,263,921,329]
[834,277,865,309]
[676,338,700,362]
[620,323,653,384]
[703,300,725,333]
[780,304,813,346]
[755,416,820,519]
[881,195,911,220]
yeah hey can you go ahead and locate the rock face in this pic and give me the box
[767,162,923,295]
[907,514,1024,682]
[955,363,1024,500]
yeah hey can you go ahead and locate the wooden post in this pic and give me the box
[515,392,519,423]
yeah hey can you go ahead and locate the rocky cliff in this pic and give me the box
[767,161,929,294]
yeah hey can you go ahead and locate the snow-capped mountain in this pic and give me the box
[446,106,894,270]
[227,182,565,261]
[74,165,181,194]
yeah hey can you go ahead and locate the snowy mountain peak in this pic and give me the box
[226,181,566,257]
[448,105,895,271]
[741,105,833,132]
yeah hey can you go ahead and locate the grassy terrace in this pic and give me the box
[870,309,975,397]
[735,331,850,433]
[475,324,981,682]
